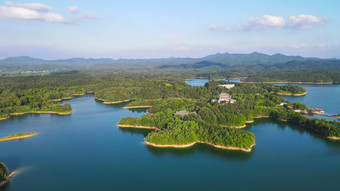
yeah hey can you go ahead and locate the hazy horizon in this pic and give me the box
[1,51,335,61]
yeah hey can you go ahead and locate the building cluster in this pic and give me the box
[211,93,236,104]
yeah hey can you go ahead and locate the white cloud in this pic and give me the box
[0,2,70,23]
[241,15,285,30]
[79,11,98,19]
[286,15,326,30]
[5,1,51,11]
[174,46,190,51]
[211,14,326,32]
[68,6,79,13]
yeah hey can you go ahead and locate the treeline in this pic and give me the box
[245,70,340,83]
[206,81,305,95]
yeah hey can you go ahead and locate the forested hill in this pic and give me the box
[195,52,308,65]
[159,61,225,69]
[158,52,310,69]
[0,52,308,66]
[244,59,340,83]
[0,52,311,76]
[1,53,338,81]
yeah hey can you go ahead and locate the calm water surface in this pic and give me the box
[274,83,340,120]
[1,84,340,190]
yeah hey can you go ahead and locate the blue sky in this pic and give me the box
[0,0,339,59]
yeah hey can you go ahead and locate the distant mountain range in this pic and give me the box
[1,52,338,76]
[0,52,318,66]
[159,61,225,69]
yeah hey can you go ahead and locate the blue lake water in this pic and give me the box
[1,82,340,190]
[273,83,340,120]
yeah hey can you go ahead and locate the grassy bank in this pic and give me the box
[0,132,37,142]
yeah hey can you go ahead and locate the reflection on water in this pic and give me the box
[146,143,253,162]
[118,127,152,137]
[125,108,148,113]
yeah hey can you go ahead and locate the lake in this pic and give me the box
[1,83,340,190]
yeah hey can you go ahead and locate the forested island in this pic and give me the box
[0,72,339,152]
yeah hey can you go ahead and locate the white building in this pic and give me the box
[219,84,235,89]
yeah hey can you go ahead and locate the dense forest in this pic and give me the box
[245,70,340,83]
[1,72,339,151]
[119,79,340,150]
[0,74,99,119]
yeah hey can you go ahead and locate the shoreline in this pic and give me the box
[10,109,73,116]
[95,97,132,104]
[327,136,340,140]
[118,124,160,131]
[276,92,307,96]
[221,124,246,129]
[0,117,10,121]
[123,106,152,109]
[103,100,131,104]
[242,81,334,85]
[0,133,37,142]
[0,109,73,121]
[54,92,94,102]
[53,97,74,102]
[185,77,246,81]
[145,141,254,152]
[223,120,255,129]
[0,171,16,188]
[72,93,86,96]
